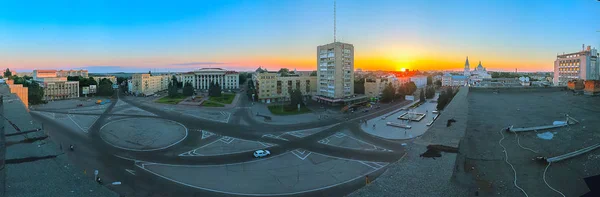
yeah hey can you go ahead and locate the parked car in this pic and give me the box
[76,104,83,107]
[253,150,271,158]
[432,110,439,114]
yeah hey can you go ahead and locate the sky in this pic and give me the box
[0,0,599,73]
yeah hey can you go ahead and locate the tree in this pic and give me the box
[425,86,435,99]
[208,81,222,97]
[434,80,442,87]
[354,79,365,94]
[67,76,80,81]
[402,82,417,95]
[239,73,248,85]
[4,68,12,77]
[97,78,114,96]
[289,88,304,109]
[419,89,425,102]
[380,82,396,103]
[310,71,317,76]
[117,77,127,85]
[183,82,194,96]
[28,82,45,105]
[427,76,433,86]
[167,75,179,97]
[278,68,290,74]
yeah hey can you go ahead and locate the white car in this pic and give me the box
[253,150,271,158]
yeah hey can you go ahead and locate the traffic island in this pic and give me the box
[100,117,187,151]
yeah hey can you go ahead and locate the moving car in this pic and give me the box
[253,150,271,158]
[432,110,439,114]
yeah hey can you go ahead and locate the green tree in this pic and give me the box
[67,76,80,81]
[4,68,12,77]
[380,82,396,103]
[28,82,45,105]
[289,88,304,109]
[427,76,433,86]
[419,89,425,102]
[278,68,290,74]
[354,79,365,94]
[183,82,194,96]
[167,75,179,97]
[425,86,435,99]
[239,73,248,84]
[97,78,114,96]
[209,81,222,97]
[310,71,317,76]
[434,80,442,87]
[116,77,127,85]
[405,82,417,95]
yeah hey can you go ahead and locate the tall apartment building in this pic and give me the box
[56,69,88,78]
[130,73,170,96]
[553,45,599,86]
[315,42,365,105]
[253,70,317,104]
[176,68,239,91]
[32,70,80,101]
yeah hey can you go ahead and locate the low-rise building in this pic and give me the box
[130,73,170,96]
[56,69,88,78]
[92,76,117,84]
[32,69,80,101]
[176,68,239,91]
[253,70,317,104]
[364,75,410,99]
[410,75,428,88]
[442,73,468,86]
[6,79,28,108]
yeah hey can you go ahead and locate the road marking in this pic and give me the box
[136,152,390,196]
[220,136,234,144]
[125,169,136,175]
[180,136,274,157]
[291,149,312,160]
[67,114,87,133]
[318,138,330,144]
[201,130,215,139]
[261,134,288,141]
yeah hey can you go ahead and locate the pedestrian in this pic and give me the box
[373,124,376,129]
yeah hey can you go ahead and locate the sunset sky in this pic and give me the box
[1,0,599,73]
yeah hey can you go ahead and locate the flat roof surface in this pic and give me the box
[352,87,600,197]
[1,84,117,197]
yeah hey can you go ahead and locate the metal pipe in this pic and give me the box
[546,143,600,163]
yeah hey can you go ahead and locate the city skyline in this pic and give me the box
[1,0,599,73]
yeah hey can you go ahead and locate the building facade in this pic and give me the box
[56,69,88,78]
[409,75,428,88]
[176,68,239,91]
[130,74,170,96]
[553,45,599,86]
[364,75,409,99]
[253,70,317,103]
[92,76,117,85]
[6,80,28,108]
[442,73,468,86]
[32,70,80,101]
[315,42,362,105]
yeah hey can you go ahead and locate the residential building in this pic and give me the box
[127,79,133,93]
[253,69,317,103]
[315,42,366,105]
[409,75,428,88]
[553,45,599,86]
[176,68,239,91]
[14,72,32,77]
[32,69,80,101]
[364,75,409,99]
[6,80,28,108]
[92,76,117,84]
[130,73,170,96]
[56,69,88,78]
[442,73,468,86]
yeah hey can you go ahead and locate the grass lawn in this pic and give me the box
[208,93,236,104]
[268,105,312,115]
[155,94,187,104]
[202,101,225,107]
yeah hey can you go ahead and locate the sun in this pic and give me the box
[399,68,406,72]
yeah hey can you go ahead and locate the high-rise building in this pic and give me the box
[553,45,599,86]
[315,42,362,105]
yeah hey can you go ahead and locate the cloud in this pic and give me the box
[169,62,227,66]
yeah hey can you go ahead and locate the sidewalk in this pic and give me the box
[362,94,439,140]
[248,102,337,125]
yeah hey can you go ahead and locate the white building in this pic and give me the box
[442,73,468,87]
[553,45,599,86]
[409,75,428,88]
[461,57,492,85]
[176,68,239,91]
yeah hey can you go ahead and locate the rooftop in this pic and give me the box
[1,84,117,197]
[352,87,600,196]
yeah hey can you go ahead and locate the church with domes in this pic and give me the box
[463,56,491,85]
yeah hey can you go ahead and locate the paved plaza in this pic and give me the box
[362,94,440,140]
[100,117,188,151]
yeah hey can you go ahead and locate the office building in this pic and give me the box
[92,76,117,84]
[176,68,239,91]
[56,69,88,78]
[130,73,170,96]
[315,42,365,105]
[553,45,599,86]
[32,69,80,101]
[253,69,317,103]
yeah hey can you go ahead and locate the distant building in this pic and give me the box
[442,73,468,86]
[130,73,170,96]
[364,75,410,99]
[32,69,80,101]
[127,79,133,93]
[409,75,428,88]
[476,78,523,87]
[176,68,239,91]
[252,69,317,103]
[462,57,491,85]
[553,45,599,86]
[56,69,88,78]
[14,72,32,77]
[315,42,366,105]
[92,76,117,85]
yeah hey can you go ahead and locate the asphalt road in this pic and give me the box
[31,89,411,197]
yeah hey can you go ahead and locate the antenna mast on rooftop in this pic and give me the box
[334,0,336,43]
